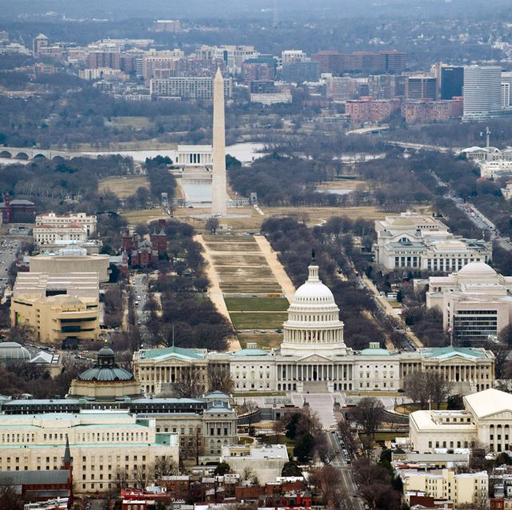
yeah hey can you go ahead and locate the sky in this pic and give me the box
[1,0,511,21]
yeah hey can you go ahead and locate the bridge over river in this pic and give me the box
[0,147,90,161]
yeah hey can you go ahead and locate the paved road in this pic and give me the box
[325,430,365,510]
[133,273,152,345]
[432,171,512,251]
[0,238,21,297]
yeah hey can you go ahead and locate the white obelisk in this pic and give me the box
[211,68,227,216]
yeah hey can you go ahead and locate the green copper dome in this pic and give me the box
[78,346,134,382]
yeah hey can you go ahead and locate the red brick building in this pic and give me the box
[0,193,36,223]
[345,98,400,124]
[401,98,463,124]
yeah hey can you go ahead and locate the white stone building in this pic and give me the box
[410,388,512,453]
[0,411,179,494]
[427,261,512,344]
[374,211,492,272]
[174,145,213,168]
[133,258,495,396]
[36,212,97,236]
[220,444,289,484]
[33,223,88,246]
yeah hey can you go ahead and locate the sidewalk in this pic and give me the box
[254,235,296,302]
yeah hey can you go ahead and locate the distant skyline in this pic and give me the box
[1,0,512,21]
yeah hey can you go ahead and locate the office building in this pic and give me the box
[281,61,319,83]
[346,99,400,124]
[0,347,238,462]
[0,411,179,495]
[410,388,512,454]
[402,99,463,124]
[463,66,502,120]
[406,76,438,100]
[154,20,181,33]
[374,211,492,272]
[427,262,512,344]
[141,49,184,79]
[150,76,232,99]
[402,469,488,507]
[32,34,49,56]
[440,66,464,100]
[503,82,511,109]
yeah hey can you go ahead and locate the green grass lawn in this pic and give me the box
[205,243,259,252]
[230,312,288,330]
[238,332,283,350]
[373,432,404,442]
[204,235,257,243]
[220,283,283,293]
[225,297,289,312]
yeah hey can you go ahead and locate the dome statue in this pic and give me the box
[280,253,347,357]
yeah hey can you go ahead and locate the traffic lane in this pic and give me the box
[325,431,364,510]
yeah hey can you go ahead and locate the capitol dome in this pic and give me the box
[281,253,347,357]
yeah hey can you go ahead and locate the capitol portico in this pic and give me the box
[133,256,496,396]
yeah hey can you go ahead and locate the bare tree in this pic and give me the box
[113,468,129,490]
[172,368,204,398]
[207,370,234,395]
[309,465,350,510]
[205,217,219,234]
[241,401,260,436]
[352,397,385,438]
[180,426,204,465]
[404,371,429,409]
[338,419,358,455]
[430,372,453,409]
[132,465,151,489]
[152,456,178,480]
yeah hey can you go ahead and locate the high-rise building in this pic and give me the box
[440,66,464,99]
[463,66,502,121]
[502,82,511,109]
[32,34,49,55]
[406,76,438,100]
[150,76,232,99]
[281,60,319,83]
[154,19,181,33]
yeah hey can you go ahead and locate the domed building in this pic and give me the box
[0,342,31,363]
[133,256,497,396]
[69,346,143,400]
[281,254,346,357]
[427,261,512,344]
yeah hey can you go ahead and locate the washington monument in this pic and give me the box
[211,68,227,216]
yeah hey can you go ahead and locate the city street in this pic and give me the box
[133,273,152,344]
[325,430,365,510]
[0,237,21,297]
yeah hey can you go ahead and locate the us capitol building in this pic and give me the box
[133,256,496,396]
